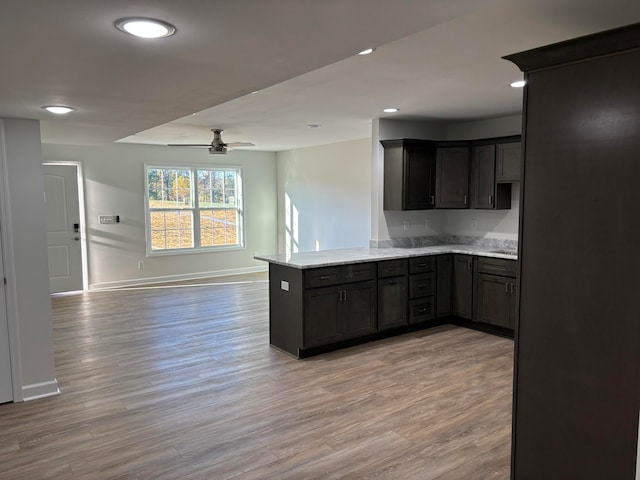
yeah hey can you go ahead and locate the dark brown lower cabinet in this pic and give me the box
[268,253,514,359]
[453,255,473,319]
[474,274,516,329]
[304,281,376,347]
[377,276,407,330]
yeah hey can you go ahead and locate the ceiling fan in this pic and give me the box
[168,129,255,155]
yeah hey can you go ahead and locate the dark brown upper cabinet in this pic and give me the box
[435,147,470,208]
[496,142,521,182]
[471,144,496,209]
[471,144,512,210]
[381,139,436,211]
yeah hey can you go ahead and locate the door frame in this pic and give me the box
[43,162,88,292]
[0,119,17,401]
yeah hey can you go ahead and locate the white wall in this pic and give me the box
[0,118,58,400]
[42,143,277,288]
[276,138,371,254]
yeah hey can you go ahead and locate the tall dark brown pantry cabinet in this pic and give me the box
[505,24,640,480]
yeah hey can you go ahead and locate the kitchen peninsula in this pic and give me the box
[256,242,517,358]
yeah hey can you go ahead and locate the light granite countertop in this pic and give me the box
[255,244,517,269]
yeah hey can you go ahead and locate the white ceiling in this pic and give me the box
[2,0,640,152]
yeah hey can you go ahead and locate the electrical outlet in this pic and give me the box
[471,218,478,230]
[137,261,144,270]
[425,218,431,229]
[403,220,409,231]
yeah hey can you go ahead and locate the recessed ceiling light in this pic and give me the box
[383,108,399,113]
[114,17,176,38]
[42,105,76,115]
[510,80,526,88]
[358,48,375,55]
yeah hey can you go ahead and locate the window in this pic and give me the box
[145,166,243,254]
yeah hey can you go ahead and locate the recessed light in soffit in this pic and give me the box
[114,17,176,38]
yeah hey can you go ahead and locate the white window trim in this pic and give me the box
[144,164,245,256]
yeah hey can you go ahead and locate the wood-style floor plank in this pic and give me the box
[0,272,514,479]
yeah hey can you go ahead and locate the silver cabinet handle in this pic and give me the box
[430,195,435,204]
[511,282,515,293]
[464,195,468,205]
[343,289,347,301]
[338,290,343,301]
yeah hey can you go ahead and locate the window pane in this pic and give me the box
[148,168,192,208]
[150,210,194,250]
[200,209,239,246]
[198,169,238,208]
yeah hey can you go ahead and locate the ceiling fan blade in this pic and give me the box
[167,144,211,147]
[226,142,255,147]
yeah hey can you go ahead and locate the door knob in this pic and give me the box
[74,236,80,241]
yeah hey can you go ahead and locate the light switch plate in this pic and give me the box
[280,280,289,292]
[99,215,118,224]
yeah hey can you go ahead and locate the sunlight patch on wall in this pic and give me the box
[285,193,299,260]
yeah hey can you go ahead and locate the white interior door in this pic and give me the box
[0,216,13,403]
[44,164,83,293]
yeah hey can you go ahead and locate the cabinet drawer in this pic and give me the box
[409,272,436,298]
[304,267,341,288]
[342,263,375,283]
[477,256,517,277]
[408,256,436,274]
[409,297,435,324]
[377,259,408,278]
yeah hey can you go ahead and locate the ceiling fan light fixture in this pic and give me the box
[115,17,176,38]
[42,105,76,115]
[358,48,375,55]
[383,107,399,113]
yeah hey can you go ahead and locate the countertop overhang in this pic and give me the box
[255,245,517,269]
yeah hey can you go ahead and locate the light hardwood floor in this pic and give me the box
[0,273,514,479]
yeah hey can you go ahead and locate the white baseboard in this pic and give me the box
[22,379,60,402]
[89,265,268,291]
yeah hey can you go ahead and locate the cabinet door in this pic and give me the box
[453,255,473,319]
[343,281,377,339]
[496,142,521,182]
[304,286,342,347]
[404,143,436,210]
[475,274,513,328]
[436,147,470,208]
[471,145,496,209]
[382,140,435,211]
[377,277,407,331]
[436,254,453,317]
